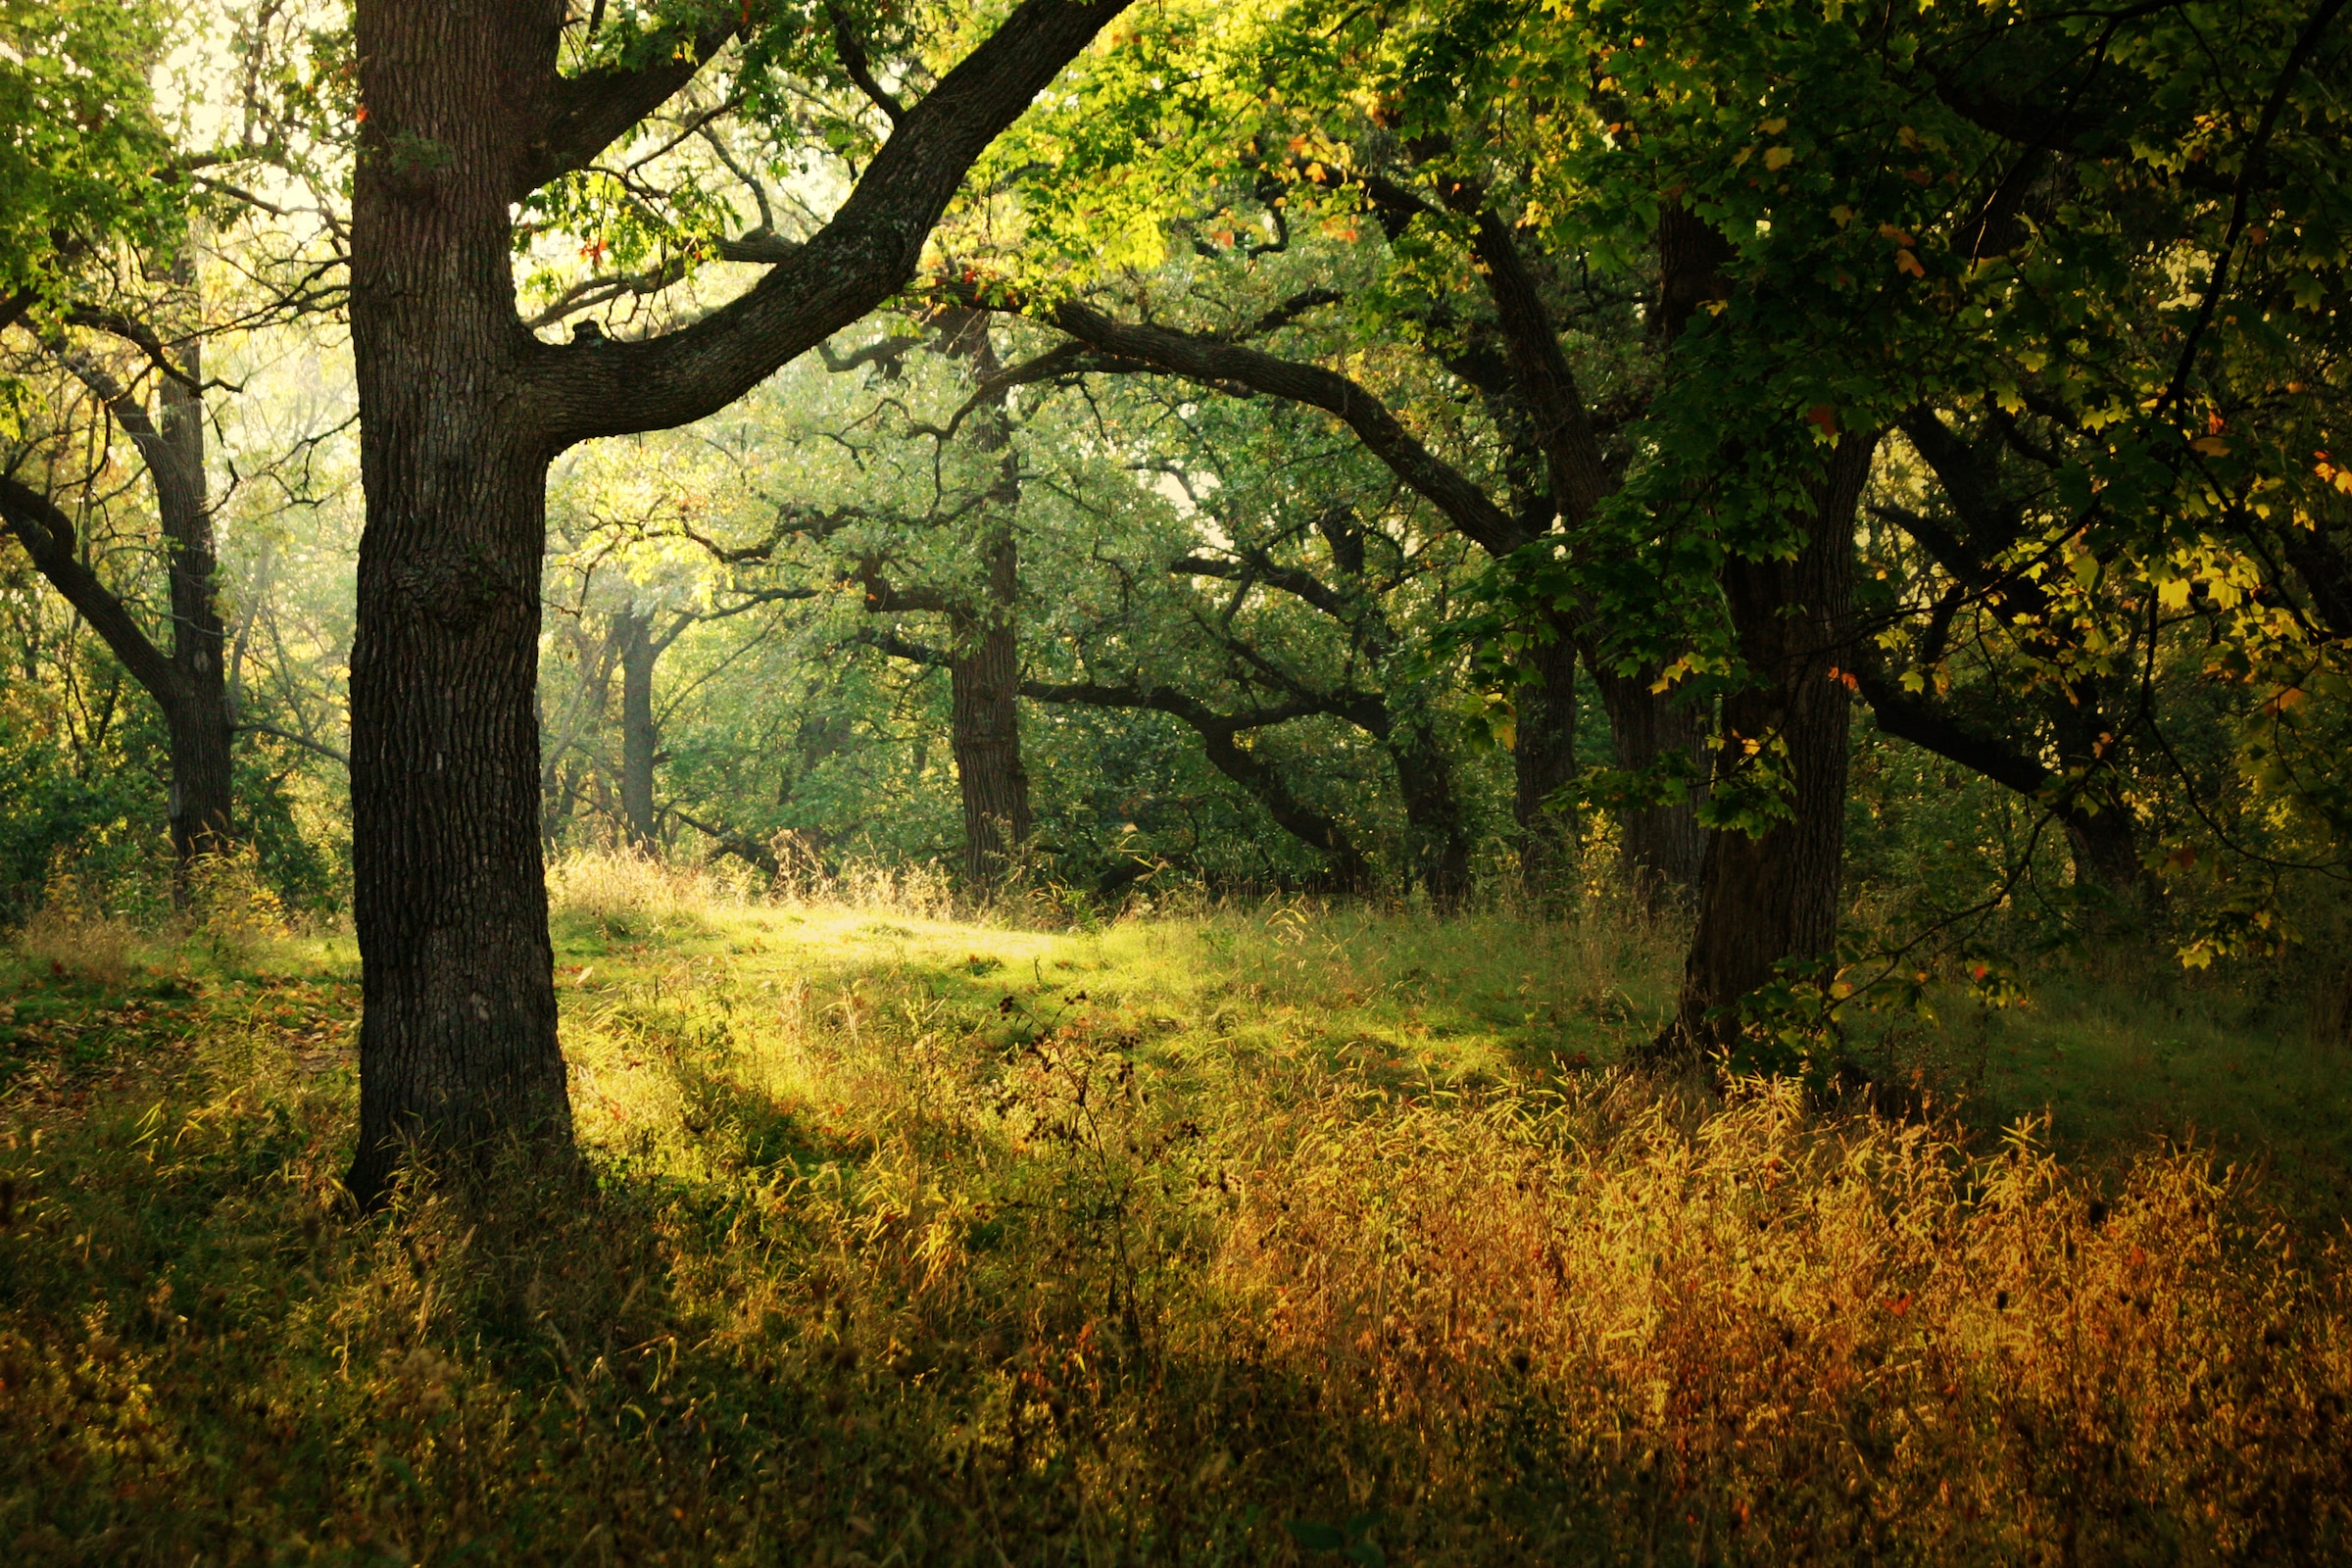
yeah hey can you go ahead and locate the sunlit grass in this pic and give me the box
[2,854,2347,1563]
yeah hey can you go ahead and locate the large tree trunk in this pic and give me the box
[1656,438,1875,1059]
[157,334,233,878]
[1584,658,1708,908]
[1512,628,1580,903]
[344,2,569,1208]
[617,606,659,850]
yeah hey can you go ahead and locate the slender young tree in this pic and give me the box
[342,0,1129,1208]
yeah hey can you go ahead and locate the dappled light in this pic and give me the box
[6,0,2352,1558]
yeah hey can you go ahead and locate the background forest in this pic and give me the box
[5,0,2352,1561]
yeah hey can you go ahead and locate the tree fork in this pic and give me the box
[342,0,1129,1208]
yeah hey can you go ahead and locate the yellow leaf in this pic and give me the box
[1733,145,1753,167]
[2189,435,2230,456]
[1763,146,1794,171]
[2158,579,2191,612]
[1900,670,1927,693]
[1760,117,1788,134]
[1895,249,1925,277]
[1830,205,1854,226]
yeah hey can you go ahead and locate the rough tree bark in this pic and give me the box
[1655,436,1876,1058]
[342,0,1129,1208]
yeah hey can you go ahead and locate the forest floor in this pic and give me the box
[3,855,2349,1564]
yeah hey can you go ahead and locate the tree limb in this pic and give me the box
[0,475,180,705]
[956,283,1526,557]
[514,16,742,200]
[236,720,350,767]
[524,0,1132,445]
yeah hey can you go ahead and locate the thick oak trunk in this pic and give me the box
[1656,438,1875,1059]
[345,0,570,1208]
[338,0,1129,1205]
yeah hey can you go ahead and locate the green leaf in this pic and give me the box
[1284,1520,1348,1552]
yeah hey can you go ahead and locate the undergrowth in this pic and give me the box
[1,854,2347,1563]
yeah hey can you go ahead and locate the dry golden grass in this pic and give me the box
[1224,1076,2351,1559]
[14,905,141,989]
[2,876,2346,1563]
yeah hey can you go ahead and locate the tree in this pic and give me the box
[0,2,247,888]
[836,309,1038,885]
[614,602,697,850]
[2,310,234,887]
[341,0,1131,1208]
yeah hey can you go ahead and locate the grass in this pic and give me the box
[2,853,2348,1564]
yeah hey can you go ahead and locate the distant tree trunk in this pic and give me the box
[1584,658,1708,908]
[538,615,624,844]
[617,606,659,850]
[1512,628,1580,903]
[157,333,234,876]
[2063,806,2144,903]
[1656,438,1875,1059]
[1394,719,1472,909]
[942,314,1032,885]
[948,527,1031,883]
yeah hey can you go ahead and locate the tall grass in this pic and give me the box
[1228,1077,2349,1559]
[1,865,2346,1562]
